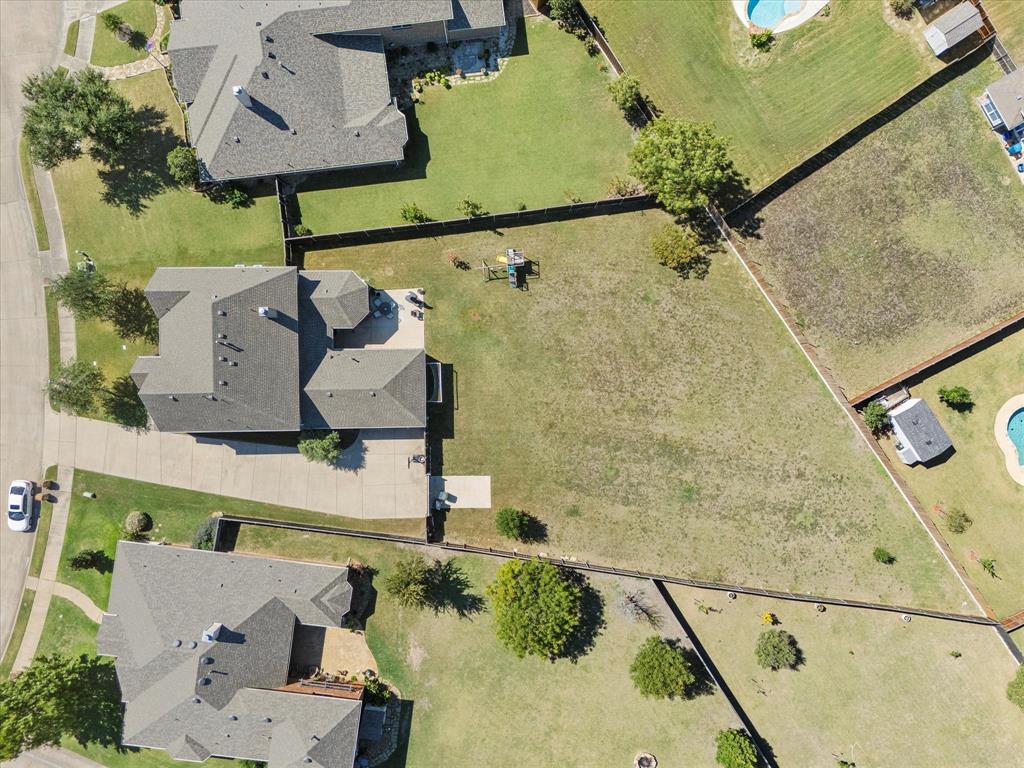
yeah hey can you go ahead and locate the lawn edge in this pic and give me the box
[0,589,36,679]
[18,134,50,251]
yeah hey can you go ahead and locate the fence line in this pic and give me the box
[212,514,997,626]
[849,310,1024,406]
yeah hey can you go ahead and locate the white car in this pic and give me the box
[6,481,33,532]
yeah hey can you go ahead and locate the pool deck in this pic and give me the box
[733,0,830,33]
[994,393,1024,486]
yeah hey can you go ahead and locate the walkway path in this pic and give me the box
[12,466,78,673]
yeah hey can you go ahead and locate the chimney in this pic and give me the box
[232,85,253,108]
[258,306,278,319]
[202,623,224,642]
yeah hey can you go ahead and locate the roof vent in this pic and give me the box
[229,361,238,367]
[202,656,214,665]
[233,136,241,143]
[192,698,202,704]
[202,623,225,642]
[219,356,227,362]
[263,717,272,723]
[290,128,297,135]
[232,85,253,108]
[218,380,228,386]
[258,306,278,318]
[326,391,332,398]
[261,71,269,79]
[228,715,238,721]
[172,639,182,648]
[303,759,312,764]
[353,129,360,138]
[218,333,227,339]
[217,310,227,316]
[187,640,198,649]
[198,677,212,686]
[167,395,177,401]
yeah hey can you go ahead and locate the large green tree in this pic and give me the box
[486,559,582,659]
[629,117,733,214]
[715,728,758,768]
[629,636,695,698]
[383,554,431,609]
[46,359,105,415]
[755,629,800,671]
[649,223,709,278]
[0,654,121,760]
[297,430,341,465]
[50,267,111,321]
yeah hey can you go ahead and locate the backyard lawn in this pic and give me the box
[91,0,157,67]
[232,527,740,767]
[880,332,1024,618]
[586,0,939,191]
[51,70,282,384]
[56,471,425,610]
[671,585,1023,766]
[986,0,1024,59]
[735,56,1024,395]
[305,212,970,612]
[295,16,632,233]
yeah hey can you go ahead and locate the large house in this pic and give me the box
[97,542,368,768]
[980,68,1024,136]
[167,0,506,182]
[889,398,953,465]
[131,266,425,434]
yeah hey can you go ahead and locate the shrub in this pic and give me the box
[749,31,774,51]
[166,146,199,188]
[298,430,341,465]
[192,517,217,550]
[494,507,529,540]
[761,611,777,626]
[715,728,758,768]
[383,554,431,609]
[889,0,914,19]
[548,0,580,23]
[937,385,973,411]
[456,198,485,217]
[1008,665,1024,710]
[122,511,153,538]
[486,559,582,659]
[755,629,799,670]
[101,12,123,32]
[293,224,312,236]
[872,547,895,565]
[650,223,709,279]
[980,558,997,578]
[362,675,391,705]
[861,401,890,434]
[946,508,972,534]
[608,175,642,198]
[67,549,104,571]
[400,202,432,223]
[630,636,695,698]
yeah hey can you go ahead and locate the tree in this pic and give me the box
[0,654,121,760]
[50,268,111,321]
[715,728,758,768]
[547,0,580,23]
[937,385,973,411]
[872,547,895,565]
[21,68,81,168]
[946,508,972,534]
[1008,665,1024,711]
[649,223,709,278]
[104,285,159,344]
[861,401,890,434]
[297,430,341,465]
[71,69,138,165]
[384,554,431,609]
[629,117,733,214]
[192,517,217,550]
[456,198,485,217]
[629,636,695,698]
[166,146,199,188]
[46,359,104,415]
[101,375,149,428]
[486,559,582,659]
[495,507,529,540]
[608,74,641,115]
[122,511,152,539]
[617,589,662,628]
[980,558,997,578]
[755,629,799,671]
[889,0,914,19]
[362,675,391,705]
[400,202,432,223]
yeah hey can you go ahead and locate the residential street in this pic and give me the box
[0,0,63,654]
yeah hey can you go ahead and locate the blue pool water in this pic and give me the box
[1009,408,1024,465]
[748,0,806,28]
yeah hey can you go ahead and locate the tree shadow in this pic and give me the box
[64,656,124,749]
[92,551,115,574]
[679,646,716,699]
[425,559,484,619]
[101,376,150,431]
[520,514,548,544]
[97,105,177,216]
[348,564,379,628]
[559,571,605,662]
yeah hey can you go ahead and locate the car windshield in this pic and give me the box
[8,510,24,520]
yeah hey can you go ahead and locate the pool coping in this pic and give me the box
[733,0,830,33]
[994,393,1024,487]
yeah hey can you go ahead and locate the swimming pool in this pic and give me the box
[747,0,806,29]
[1009,408,1024,465]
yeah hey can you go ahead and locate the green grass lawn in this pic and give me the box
[736,57,1024,395]
[305,212,969,612]
[44,289,60,389]
[36,596,98,659]
[19,134,49,251]
[64,19,81,56]
[671,585,1023,766]
[295,16,632,233]
[586,0,939,191]
[91,0,156,67]
[986,0,1024,59]
[233,527,739,766]
[51,70,282,385]
[0,590,35,679]
[30,465,58,578]
[880,332,1024,618]
[56,471,426,610]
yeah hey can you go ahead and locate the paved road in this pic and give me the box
[0,0,64,656]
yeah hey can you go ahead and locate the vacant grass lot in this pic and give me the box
[586,0,938,190]
[671,585,1022,766]
[233,527,739,766]
[91,0,156,67]
[56,471,425,610]
[880,332,1024,618]
[737,58,1024,395]
[306,213,968,611]
[295,17,632,233]
[51,70,281,384]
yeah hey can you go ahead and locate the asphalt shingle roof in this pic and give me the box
[890,399,953,463]
[986,68,1024,130]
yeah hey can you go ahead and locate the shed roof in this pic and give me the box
[923,2,983,54]
[890,398,953,463]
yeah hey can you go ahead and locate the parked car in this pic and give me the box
[6,480,33,532]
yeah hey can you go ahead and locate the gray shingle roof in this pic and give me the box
[924,1,982,52]
[890,399,953,463]
[986,68,1024,130]
[449,0,507,31]
[97,542,358,768]
[302,271,369,331]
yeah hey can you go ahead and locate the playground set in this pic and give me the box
[477,248,539,289]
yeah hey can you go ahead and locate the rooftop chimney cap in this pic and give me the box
[202,623,224,642]
[258,306,278,318]
[232,85,253,108]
